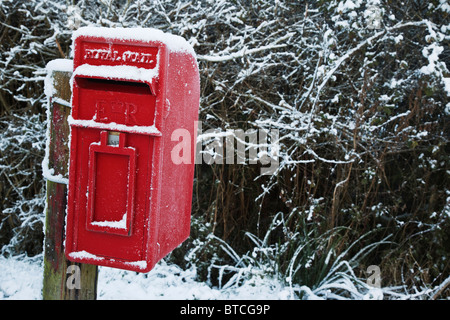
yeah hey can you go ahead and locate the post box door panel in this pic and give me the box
[86,131,136,236]
[71,128,155,261]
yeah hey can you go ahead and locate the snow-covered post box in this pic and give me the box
[65,27,200,273]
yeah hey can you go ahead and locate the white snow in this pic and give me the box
[419,43,450,96]
[73,64,159,83]
[73,27,196,56]
[0,255,43,300]
[438,0,450,13]
[45,58,73,73]
[68,250,104,261]
[0,255,292,300]
[68,116,161,135]
[44,58,73,97]
[420,43,444,75]
[443,78,450,96]
[42,167,69,185]
[123,260,148,271]
[337,0,361,13]
[91,213,127,229]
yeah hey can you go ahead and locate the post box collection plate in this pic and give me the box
[65,27,200,273]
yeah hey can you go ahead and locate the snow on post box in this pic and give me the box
[64,27,200,273]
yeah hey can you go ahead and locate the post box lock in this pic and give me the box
[107,131,120,146]
[65,27,200,273]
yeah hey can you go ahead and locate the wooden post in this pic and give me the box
[42,61,98,300]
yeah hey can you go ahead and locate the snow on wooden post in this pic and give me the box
[42,59,98,300]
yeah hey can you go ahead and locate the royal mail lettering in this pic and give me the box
[84,48,155,65]
[80,42,158,69]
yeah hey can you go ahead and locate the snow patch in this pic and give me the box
[68,250,104,261]
[337,0,361,13]
[124,260,148,270]
[438,0,450,13]
[46,58,73,73]
[420,43,444,75]
[73,64,159,83]
[68,116,161,135]
[91,213,127,229]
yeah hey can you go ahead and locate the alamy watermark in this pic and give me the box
[171,121,280,175]
[66,265,81,290]
[366,265,381,288]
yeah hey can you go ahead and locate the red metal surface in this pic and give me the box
[65,28,200,272]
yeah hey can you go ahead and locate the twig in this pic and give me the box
[431,276,450,300]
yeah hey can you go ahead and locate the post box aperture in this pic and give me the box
[65,27,200,273]
[75,78,156,127]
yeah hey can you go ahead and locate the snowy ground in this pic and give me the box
[0,254,291,300]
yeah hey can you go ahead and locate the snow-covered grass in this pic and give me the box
[2,248,447,300]
[0,255,43,300]
[0,254,291,300]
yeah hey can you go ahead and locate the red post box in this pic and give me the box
[65,27,200,273]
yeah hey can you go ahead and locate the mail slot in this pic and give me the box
[65,27,200,272]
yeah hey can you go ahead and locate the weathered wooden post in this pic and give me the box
[42,59,98,300]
